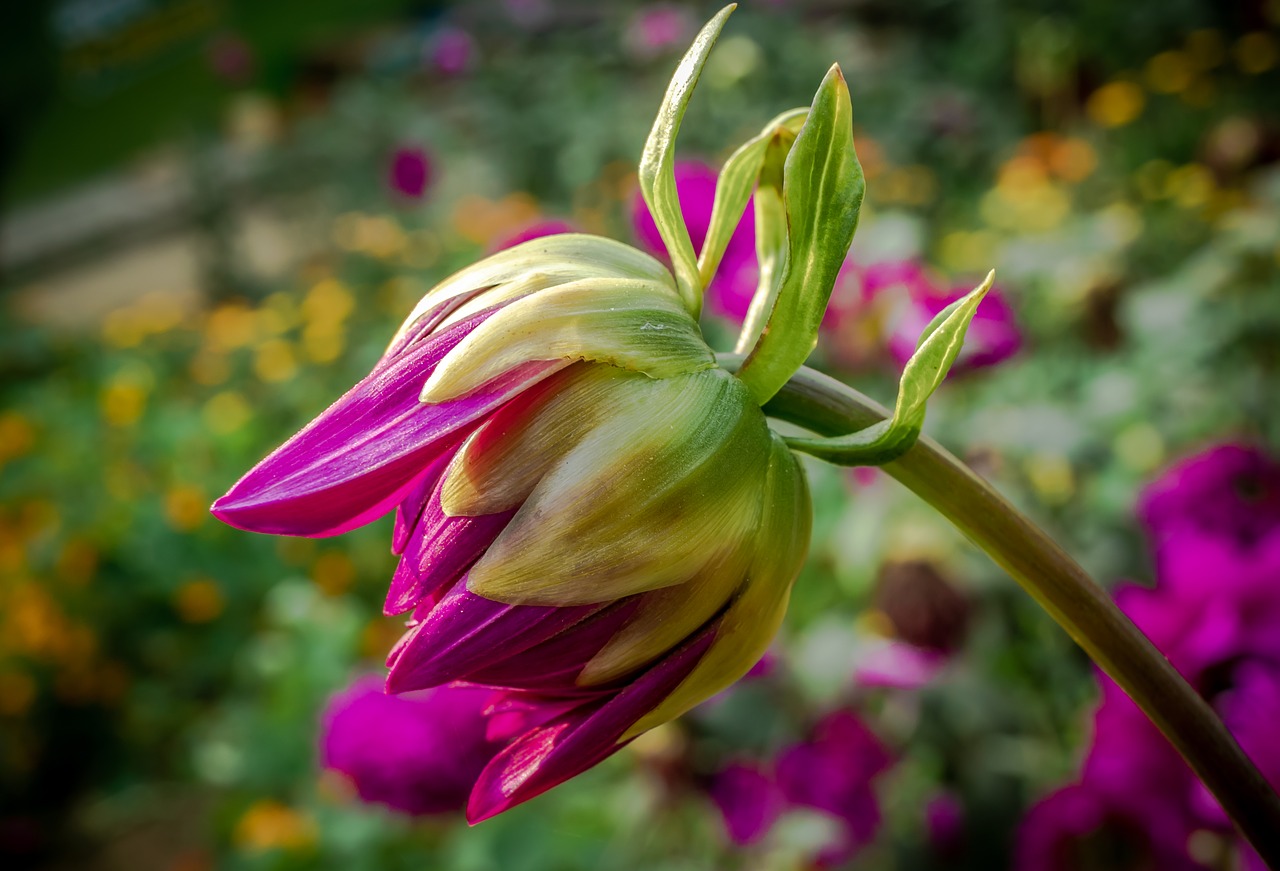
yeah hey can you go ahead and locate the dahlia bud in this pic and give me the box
[212,4,985,822]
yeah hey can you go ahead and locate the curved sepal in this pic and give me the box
[638,4,735,317]
[736,65,864,405]
[785,271,995,466]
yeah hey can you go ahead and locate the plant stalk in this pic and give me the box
[758,362,1280,865]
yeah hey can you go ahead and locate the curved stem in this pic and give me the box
[759,362,1280,864]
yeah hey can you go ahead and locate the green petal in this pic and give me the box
[466,369,772,606]
[624,436,810,738]
[421,278,714,403]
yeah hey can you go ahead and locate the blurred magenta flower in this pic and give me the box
[206,34,255,85]
[876,267,1022,372]
[388,147,434,200]
[1016,782,1205,871]
[320,676,500,815]
[1138,443,1280,556]
[776,709,894,866]
[492,219,578,252]
[623,5,697,61]
[427,26,476,77]
[708,762,785,846]
[706,709,894,864]
[630,160,757,319]
[213,233,811,821]
[924,791,966,857]
[1022,443,1280,869]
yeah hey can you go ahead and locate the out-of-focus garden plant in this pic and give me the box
[3,1,1280,869]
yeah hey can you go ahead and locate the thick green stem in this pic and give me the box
[761,363,1280,865]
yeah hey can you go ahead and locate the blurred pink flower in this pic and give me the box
[428,26,476,77]
[630,159,757,319]
[388,147,434,200]
[706,709,894,865]
[623,6,698,61]
[207,34,255,85]
[708,763,785,846]
[320,677,501,816]
[1015,782,1206,871]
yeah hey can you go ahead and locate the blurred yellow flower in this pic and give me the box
[1023,453,1075,505]
[1186,29,1226,70]
[0,413,35,465]
[205,303,259,353]
[174,578,225,624]
[0,669,37,717]
[1236,32,1279,74]
[101,383,147,427]
[311,550,355,597]
[253,339,298,383]
[165,485,208,532]
[1086,81,1145,128]
[233,800,316,853]
[1145,51,1194,94]
[1049,138,1098,183]
[203,391,251,436]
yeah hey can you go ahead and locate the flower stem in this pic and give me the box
[762,362,1280,864]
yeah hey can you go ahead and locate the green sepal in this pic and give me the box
[734,127,793,354]
[735,65,865,406]
[785,271,995,465]
[638,4,735,318]
[698,106,807,292]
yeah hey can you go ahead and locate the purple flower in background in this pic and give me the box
[320,677,501,815]
[1015,782,1205,871]
[388,147,434,200]
[207,34,255,85]
[623,5,697,61]
[872,264,1021,371]
[428,26,476,77]
[1138,444,1280,554]
[708,763,785,846]
[630,160,757,319]
[1022,443,1280,869]
[492,219,578,252]
[705,709,894,864]
[776,710,894,866]
[924,791,966,857]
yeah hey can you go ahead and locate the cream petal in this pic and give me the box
[394,234,677,345]
[440,365,631,517]
[623,436,811,738]
[421,278,714,404]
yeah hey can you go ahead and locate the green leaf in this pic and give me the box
[784,271,996,465]
[698,106,807,290]
[638,4,736,318]
[734,128,793,354]
[735,65,865,405]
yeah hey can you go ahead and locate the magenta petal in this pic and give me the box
[385,493,517,615]
[212,308,561,536]
[466,598,639,692]
[391,450,454,556]
[385,586,605,693]
[466,623,718,822]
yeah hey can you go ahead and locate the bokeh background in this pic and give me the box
[3,1,1280,869]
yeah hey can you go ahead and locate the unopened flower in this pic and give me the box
[321,676,500,815]
[214,233,810,820]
